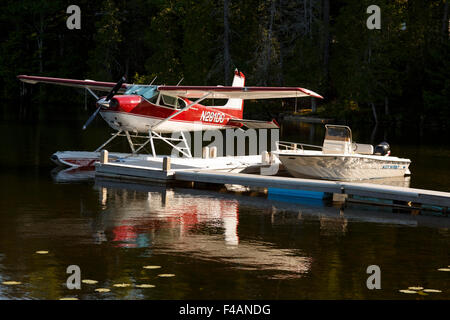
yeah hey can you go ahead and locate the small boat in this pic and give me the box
[274,125,411,181]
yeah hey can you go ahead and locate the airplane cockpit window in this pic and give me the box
[124,85,158,101]
[178,98,186,108]
[161,95,186,109]
[124,85,186,108]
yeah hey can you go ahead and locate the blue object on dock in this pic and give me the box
[268,188,325,201]
[268,194,324,206]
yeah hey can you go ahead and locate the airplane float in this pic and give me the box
[18,69,323,167]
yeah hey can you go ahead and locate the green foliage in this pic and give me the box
[423,41,450,121]
[87,0,123,81]
[318,99,367,122]
[0,0,448,126]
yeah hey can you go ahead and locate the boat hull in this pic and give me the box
[275,153,411,181]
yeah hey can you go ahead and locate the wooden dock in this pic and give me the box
[95,155,450,213]
[282,115,334,124]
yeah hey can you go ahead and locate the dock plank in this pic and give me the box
[95,162,450,208]
[175,170,343,194]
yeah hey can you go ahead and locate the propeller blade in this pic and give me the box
[82,76,125,130]
[82,106,101,130]
[105,76,126,101]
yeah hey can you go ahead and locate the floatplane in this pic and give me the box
[18,69,323,169]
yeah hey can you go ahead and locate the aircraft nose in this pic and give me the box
[109,98,119,108]
[96,97,110,108]
[96,97,119,109]
[111,96,141,112]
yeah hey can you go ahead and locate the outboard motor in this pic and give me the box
[374,142,391,156]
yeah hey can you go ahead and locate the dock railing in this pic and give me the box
[276,141,323,152]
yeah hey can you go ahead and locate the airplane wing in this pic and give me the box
[158,85,323,99]
[228,118,279,129]
[17,75,130,93]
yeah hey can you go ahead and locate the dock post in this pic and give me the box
[261,151,269,164]
[202,147,209,159]
[332,187,348,204]
[163,157,171,172]
[210,146,217,158]
[100,150,109,164]
[268,152,276,164]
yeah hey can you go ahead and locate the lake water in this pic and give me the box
[0,117,449,299]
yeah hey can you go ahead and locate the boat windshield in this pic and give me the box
[124,85,158,100]
[325,125,352,142]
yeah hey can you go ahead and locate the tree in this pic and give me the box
[88,0,123,81]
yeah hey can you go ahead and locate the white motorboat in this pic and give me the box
[274,125,411,181]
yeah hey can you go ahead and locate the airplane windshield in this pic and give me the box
[124,85,158,100]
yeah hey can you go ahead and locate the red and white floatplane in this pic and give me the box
[18,70,322,171]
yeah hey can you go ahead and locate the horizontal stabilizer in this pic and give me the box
[228,118,279,129]
[17,75,129,93]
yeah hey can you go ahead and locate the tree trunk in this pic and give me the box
[38,11,44,73]
[304,0,308,35]
[266,0,276,75]
[223,0,231,85]
[442,1,449,39]
[309,0,313,36]
[125,58,129,80]
[384,96,389,116]
[322,0,330,80]
[278,42,285,85]
[370,102,378,124]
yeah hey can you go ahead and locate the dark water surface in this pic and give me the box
[0,118,449,300]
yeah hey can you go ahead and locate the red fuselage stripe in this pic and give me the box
[104,98,242,127]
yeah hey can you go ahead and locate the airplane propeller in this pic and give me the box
[82,76,126,130]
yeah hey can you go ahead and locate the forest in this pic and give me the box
[0,0,449,127]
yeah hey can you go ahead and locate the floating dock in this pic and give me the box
[95,152,450,214]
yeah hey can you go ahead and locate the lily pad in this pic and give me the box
[135,284,155,288]
[408,286,424,291]
[95,288,110,293]
[35,251,49,255]
[82,279,98,285]
[399,289,416,294]
[423,289,442,293]
[143,266,161,269]
[158,274,175,277]
[2,281,21,285]
[113,283,131,287]
[59,297,78,300]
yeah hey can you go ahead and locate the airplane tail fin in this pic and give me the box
[212,69,245,118]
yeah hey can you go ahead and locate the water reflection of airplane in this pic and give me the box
[92,178,312,276]
[51,168,440,231]
[51,167,95,183]
[96,182,240,246]
[84,178,450,276]
[94,178,450,236]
